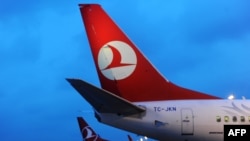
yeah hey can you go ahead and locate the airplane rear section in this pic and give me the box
[65,3,250,141]
[67,77,228,141]
[94,101,224,141]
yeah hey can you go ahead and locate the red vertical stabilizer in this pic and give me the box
[79,4,220,102]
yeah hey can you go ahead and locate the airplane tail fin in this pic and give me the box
[128,135,133,141]
[79,4,220,102]
[77,117,107,141]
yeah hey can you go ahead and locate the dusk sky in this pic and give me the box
[1,0,250,141]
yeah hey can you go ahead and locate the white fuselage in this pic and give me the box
[97,99,250,141]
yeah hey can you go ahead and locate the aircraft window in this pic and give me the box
[240,116,245,122]
[216,116,221,122]
[232,116,237,122]
[224,116,229,122]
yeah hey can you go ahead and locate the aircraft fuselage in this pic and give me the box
[98,99,250,141]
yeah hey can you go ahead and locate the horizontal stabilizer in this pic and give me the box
[66,78,145,116]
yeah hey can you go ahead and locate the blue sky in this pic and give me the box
[1,0,250,141]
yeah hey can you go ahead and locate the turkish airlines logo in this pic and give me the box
[98,41,137,80]
[81,126,99,141]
